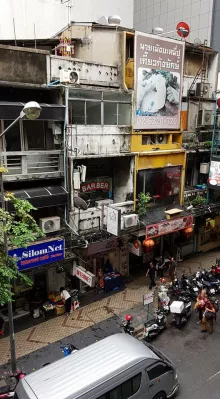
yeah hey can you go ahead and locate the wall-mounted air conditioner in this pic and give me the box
[123,214,139,228]
[197,110,213,126]
[39,216,61,233]
[60,69,80,84]
[196,82,210,99]
[95,199,113,207]
[155,134,167,144]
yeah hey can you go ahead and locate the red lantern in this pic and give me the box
[184,227,193,239]
[143,239,155,252]
[133,240,140,249]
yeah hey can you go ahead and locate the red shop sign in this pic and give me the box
[81,182,109,193]
[146,215,194,239]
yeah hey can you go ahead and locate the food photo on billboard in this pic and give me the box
[134,32,185,130]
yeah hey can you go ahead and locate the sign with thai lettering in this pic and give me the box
[75,266,96,287]
[81,182,109,193]
[8,239,65,271]
[134,32,185,130]
[143,292,154,306]
[146,215,193,239]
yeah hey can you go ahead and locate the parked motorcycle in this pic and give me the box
[0,369,26,398]
[158,279,170,314]
[170,293,192,328]
[193,271,216,297]
[121,315,135,336]
[169,277,198,301]
[201,269,220,292]
[143,309,167,342]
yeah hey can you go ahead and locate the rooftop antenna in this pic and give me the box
[13,18,17,46]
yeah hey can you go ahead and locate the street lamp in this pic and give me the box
[0,101,41,371]
[0,101,42,138]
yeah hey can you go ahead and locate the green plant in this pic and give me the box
[0,193,45,305]
[137,192,151,218]
[191,195,206,207]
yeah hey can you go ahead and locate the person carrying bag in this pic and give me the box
[201,300,215,334]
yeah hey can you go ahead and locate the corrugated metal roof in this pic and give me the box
[21,334,159,399]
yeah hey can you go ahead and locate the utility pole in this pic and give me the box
[0,156,16,371]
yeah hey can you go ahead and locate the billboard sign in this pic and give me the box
[134,32,185,130]
[8,238,65,271]
[146,215,194,239]
[208,157,220,190]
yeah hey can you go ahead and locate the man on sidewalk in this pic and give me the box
[146,262,156,290]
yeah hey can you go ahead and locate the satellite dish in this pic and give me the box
[194,38,202,47]
[152,27,164,35]
[108,15,121,26]
[74,197,88,210]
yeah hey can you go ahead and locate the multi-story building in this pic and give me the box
[0,0,133,40]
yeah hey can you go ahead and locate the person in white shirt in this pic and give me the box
[60,287,71,315]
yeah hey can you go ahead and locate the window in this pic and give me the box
[69,90,131,126]
[86,101,101,125]
[23,121,55,150]
[98,373,141,399]
[104,102,117,125]
[137,166,181,206]
[4,120,21,151]
[69,100,85,124]
[147,363,173,381]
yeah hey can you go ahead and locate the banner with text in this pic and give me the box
[8,239,65,271]
[146,215,193,239]
[134,32,185,130]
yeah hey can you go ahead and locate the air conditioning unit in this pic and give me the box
[196,82,210,99]
[95,199,113,207]
[155,134,167,144]
[60,69,80,84]
[197,110,213,126]
[123,214,139,228]
[39,216,61,233]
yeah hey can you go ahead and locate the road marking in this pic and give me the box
[207,371,220,381]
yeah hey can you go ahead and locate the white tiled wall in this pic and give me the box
[134,0,213,45]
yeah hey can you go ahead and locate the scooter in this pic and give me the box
[202,270,220,293]
[170,294,192,328]
[194,271,216,296]
[143,309,167,342]
[121,315,135,336]
[158,279,170,314]
[0,369,26,398]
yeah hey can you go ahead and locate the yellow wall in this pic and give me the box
[131,131,182,153]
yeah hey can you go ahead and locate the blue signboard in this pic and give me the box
[8,239,65,271]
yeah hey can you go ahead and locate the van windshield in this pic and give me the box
[143,342,172,365]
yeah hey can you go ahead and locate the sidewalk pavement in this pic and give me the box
[0,249,219,367]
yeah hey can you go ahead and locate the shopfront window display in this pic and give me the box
[137,166,181,206]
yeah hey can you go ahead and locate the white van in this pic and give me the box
[15,334,179,399]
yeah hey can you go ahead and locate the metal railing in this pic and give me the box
[2,151,64,180]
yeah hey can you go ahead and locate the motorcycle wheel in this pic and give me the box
[145,335,152,343]
[6,376,17,391]
[175,315,181,329]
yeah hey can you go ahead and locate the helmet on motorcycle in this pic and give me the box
[161,278,166,284]
[126,314,132,321]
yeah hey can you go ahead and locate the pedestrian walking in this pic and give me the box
[201,300,216,334]
[157,256,165,278]
[169,257,176,282]
[194,289,207,324]
[60,287,71,315]
[146,262,156,290]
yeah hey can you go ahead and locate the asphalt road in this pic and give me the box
[1,305,220,399]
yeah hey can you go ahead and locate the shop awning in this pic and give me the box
[0,102,65,121]
[7,186,68,209]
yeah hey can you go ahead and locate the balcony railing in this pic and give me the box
[2,151,64,181]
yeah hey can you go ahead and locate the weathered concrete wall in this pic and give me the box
[51,56,119,87]
[67,125,131,156]
[0,45,49,85]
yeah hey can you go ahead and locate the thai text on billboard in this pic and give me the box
[134,32,185,130]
